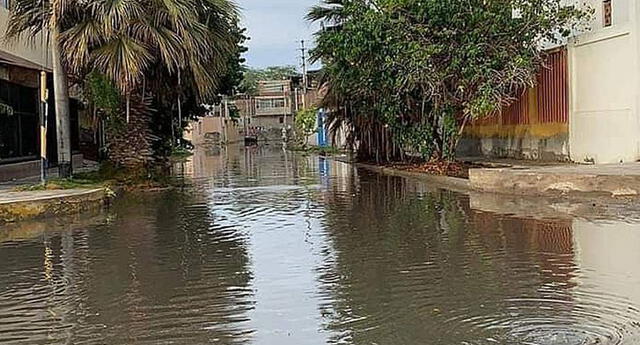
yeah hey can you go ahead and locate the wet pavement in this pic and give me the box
[1,145,640,345]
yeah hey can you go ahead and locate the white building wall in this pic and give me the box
[0,7,51,68]
[569,0,640,163]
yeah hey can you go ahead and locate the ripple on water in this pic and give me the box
[3,148,640,345]
[438,284,640,345]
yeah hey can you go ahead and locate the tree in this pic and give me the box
[310,0,591,162]
[241,66,298,95]
[8,0,241,170]
[295,107,318,147]
[217,25,249,96]
[7,0,73,177]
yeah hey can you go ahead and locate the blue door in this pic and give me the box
[317,109,327,147]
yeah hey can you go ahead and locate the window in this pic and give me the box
[256,98,286,109]
[0,80,38,163]
[603,0,612,27]
[279,117,284,124]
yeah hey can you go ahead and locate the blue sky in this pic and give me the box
[238,0,320,69]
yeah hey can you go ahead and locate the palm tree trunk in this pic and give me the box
[51,23,72,177]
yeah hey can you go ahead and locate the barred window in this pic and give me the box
[603,0,612,27]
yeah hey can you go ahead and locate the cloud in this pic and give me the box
[238,0,320,68]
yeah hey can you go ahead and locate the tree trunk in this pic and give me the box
[106,96,156,170]
[51,23,72,178]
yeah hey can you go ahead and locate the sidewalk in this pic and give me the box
[469,162,640,197]
[0,188,108,224]
[0,161,107,224]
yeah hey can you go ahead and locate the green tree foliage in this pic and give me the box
[86,71,120,116]
[309,0,591,162]
[241,66,298,95]
[217,25,250,96]
[296,107,318,146]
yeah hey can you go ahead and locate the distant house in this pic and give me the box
[232,75,319,142]
[251,80,296,131]
[184,103,241,146]
[460,0,637,164]
[186,73,342,147]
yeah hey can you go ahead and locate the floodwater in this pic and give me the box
[2,145,640,345]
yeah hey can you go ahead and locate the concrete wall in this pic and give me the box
[462,0,640,164]
[459,132,569,161]
[253,115,287,130]
[460,49,571,162]
[0,153,82,182]
[185,117,241,146]
[568,0,639,163]
[0,8,51,69]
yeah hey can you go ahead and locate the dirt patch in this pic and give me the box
[384,161,482,179]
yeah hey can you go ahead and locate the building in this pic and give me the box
[185,73,343,148]
[235,75,318,142]
[568,0,635,164]
[184,103,241,146]
[0,4,81,182]
[0,3,52,182]
[253,80,294,130]
[460,0,637,164]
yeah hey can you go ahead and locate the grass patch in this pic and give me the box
[74,162,176,189]
[14,178,106,192]
[14,162,178,193]
[170,147,193,160]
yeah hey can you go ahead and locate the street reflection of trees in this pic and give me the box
[0,191,253,345]
[82,192,254,344]
[318,172,577,344]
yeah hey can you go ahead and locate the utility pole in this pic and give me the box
[299,40,308,109]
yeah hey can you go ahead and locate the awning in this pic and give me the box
[0,49,51,72]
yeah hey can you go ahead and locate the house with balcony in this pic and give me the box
[252,80,295,131]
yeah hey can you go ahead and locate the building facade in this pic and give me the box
[251,80,298,135]
[461,0,639,164]
[0,4,51,181]
[184,103,241,146]
[0,5,83,181]
[568,0,636,164]
[185,74,339,147]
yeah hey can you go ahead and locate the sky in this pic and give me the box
[238,0,321,69]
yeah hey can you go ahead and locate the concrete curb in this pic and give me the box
[469,166,640,198]
[350,161,640,221]
[0,188,109,224]
[355,162,471,193]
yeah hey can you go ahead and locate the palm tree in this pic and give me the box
[306,0,349,25]
[8,0,239,169]
[6,0,74,177]
[61,0,237,100]
[59,0,238,168]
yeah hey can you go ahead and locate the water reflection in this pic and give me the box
[0,192,253,344]
[0,145,639,345]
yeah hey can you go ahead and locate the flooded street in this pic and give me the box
[2,145,640,345]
